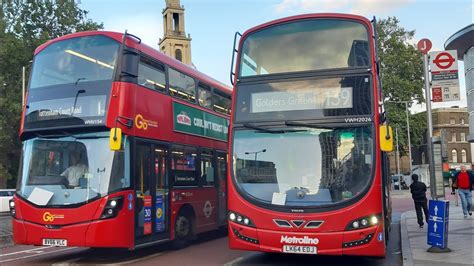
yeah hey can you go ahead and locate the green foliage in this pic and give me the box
[376,17,426,155]
[0,0,102,187]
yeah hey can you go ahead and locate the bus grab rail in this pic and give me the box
[230,31,242,86]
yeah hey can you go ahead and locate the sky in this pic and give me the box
[80,0,473,112]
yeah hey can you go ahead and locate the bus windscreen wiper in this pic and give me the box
[242,123,306,134]
[242,123,282,133]
[284,120,336,130]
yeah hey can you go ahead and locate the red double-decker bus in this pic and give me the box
[227,14,393,257]
[10,31,232,249]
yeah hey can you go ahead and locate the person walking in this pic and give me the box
[454,165,474,218]
[409,174,429,228]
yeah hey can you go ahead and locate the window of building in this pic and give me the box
[461,118,465,124]
[452,132,457,142]
[171,145,198,186]
[450,118,456,125]
[452,149,458,163]
[200,150,215,186]
[175,49,182,62]
[213,89,231,115]
[198,83,213,109]
[169,68,196,103]
[461,149,467,163]
[461,132,466,142]
[137,60,166,92]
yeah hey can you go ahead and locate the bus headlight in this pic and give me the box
[100,196,124,219]
[228,211,255,227]
[9,199,16,217]
[370,216,379,225]
[346,214,381,231]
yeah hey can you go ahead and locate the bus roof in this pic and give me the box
[34,31,232,94]
[240,13,372,39]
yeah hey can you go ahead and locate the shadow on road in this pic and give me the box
[27,228,229,264]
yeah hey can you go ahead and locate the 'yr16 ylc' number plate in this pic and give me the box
[282,245,317,254]
[42,238,67,246]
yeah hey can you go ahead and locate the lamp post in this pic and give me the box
[388,100,413,175]
[245,149,267,162]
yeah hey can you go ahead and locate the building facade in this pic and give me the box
[432,107,471,167]
[411,107,472,173]
[159,0,192,65]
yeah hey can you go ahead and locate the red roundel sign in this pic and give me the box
[417,39,432,54]
[433,52,455,70]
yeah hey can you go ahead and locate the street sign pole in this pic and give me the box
[423,53,437,199]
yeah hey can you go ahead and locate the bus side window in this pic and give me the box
[213,90,231,115]
[137,59,166,92]
[169,68,196,103]
[171,145,198,186]
[198,83,213,109]
[200,150,214,186]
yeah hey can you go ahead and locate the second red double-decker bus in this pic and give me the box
[228,13,393,257]
[11,31,232,249]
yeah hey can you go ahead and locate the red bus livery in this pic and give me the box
[11,31,232,249]
[227,14,393,257]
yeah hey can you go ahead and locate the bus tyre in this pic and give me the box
[173,213,193,249]
[385,224,390,244]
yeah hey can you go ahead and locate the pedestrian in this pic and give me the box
[409,174,429,228]
[450,170,459,206]
[454,165,474,218]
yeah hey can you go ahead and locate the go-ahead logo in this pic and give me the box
[280,236,319,245]
[43,212,64,222]
[135,114,158,130]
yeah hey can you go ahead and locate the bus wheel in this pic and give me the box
[385,224,390,244]
[173,212,193,249]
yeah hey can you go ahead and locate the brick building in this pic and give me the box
[412,107,472,170]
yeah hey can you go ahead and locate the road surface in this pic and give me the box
[0,191,414,265]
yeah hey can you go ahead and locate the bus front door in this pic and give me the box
[216,152,227,226]
[134,141,170,247]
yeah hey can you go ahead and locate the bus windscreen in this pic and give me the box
[239,19,370,77]
[25,35,119,129]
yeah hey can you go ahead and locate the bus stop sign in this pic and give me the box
[417,39,432,54]
[427,200,449,249]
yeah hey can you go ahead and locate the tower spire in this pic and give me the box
[159,0,192,65]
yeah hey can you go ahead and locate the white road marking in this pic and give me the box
[0,246,54,257]
[224,256,245,266]
[0,247,78,263]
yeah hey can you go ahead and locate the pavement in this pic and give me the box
[0,213,13,248]
[401,190,474,266]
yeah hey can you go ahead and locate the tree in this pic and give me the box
[0,0,103,188]
[376,17,426,155]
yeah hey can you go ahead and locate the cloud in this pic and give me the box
[275,0,351,13]
[274,0,415,15]
[351,0,414,15]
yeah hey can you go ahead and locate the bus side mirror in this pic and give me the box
[110,128,122,151]
[379,125,393,152]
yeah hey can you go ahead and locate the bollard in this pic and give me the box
[427,199,451,253]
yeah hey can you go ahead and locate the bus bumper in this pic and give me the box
[12,218,134,249]
[228,221,386,257]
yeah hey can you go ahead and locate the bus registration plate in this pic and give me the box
[42,238,67,246]
[282,245,317,254]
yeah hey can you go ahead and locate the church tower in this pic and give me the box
[159,0,192,65]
